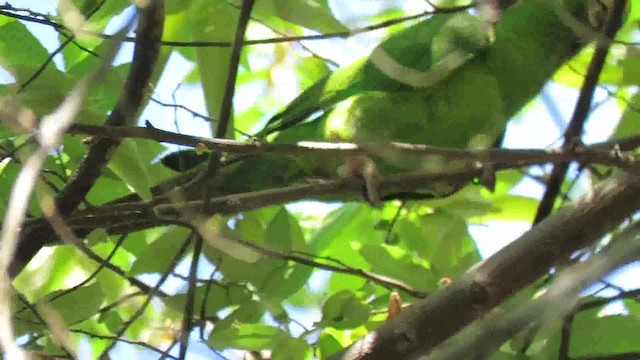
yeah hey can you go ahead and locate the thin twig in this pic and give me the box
[533,0,628,224]
[47,234,128,303]
[72,329,178,359]
[67,122,638,168]
[17,1,106,92]
[178,232,197,360]
[0,5,471,48]
[99,234,191,358]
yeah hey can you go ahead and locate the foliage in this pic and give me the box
[0,0,639,359]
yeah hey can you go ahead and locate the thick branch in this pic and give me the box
[39,142,636,237]
[329,172,640,360]
[427,221,640,359]
[10,1,165,277]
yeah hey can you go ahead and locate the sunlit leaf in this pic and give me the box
[130,226,190,275]
[43,283,104,326]
[318,290,371,329]
[232,0,347,33]
[571,311,640,357]
[107,139,153,200]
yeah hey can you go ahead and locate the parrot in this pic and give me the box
[163,0,622,204]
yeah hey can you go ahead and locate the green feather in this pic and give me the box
[258,11,490,137]
[168,0,613,199]
[267,0,594,149]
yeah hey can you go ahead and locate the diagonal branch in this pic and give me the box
[10,0,165,277]
[429,220,640,360]
[329,171,640,360]
[533,0,627,225]
[0,8,137,358]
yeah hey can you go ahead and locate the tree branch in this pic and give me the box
[428,220,640,359]
[67,123,638,166]
[0,4,471,48]
[533,0,627,224]
[329,172,640,359]
[10,0,165,277]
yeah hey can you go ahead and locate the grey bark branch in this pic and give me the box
[10,0,165,277]
[329,171,640,360]
[428,220,640,359]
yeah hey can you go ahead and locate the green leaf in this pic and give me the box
[209,323,294,351]
[118,228,161,257]
[14,245,82,301]
[43,283,104,326]
[61,32,102,72]
[61,0,130,69]
[327,271,369,295]
[619,52,640,86]
[488,170,524,196]
[0,18,50,74]
[203,248,264,283]
[317,333,343,358]
[472,195,538,222]
[553,47,623,88]
[612,91,640,139]
[236,214,266,242]
[85,236,134,301]
[209,300,266,334]
[233,0,347,33]
[160,0,192,67]
[425,186,494,219]
[570,312,640,356]
[488,351,526,360]
[360,245,435,290]
[5,65,75,117]
[100,312,124,334]
[319,290,370,330]
[295,56,332,89]
[311,205,376,293]
[433,0,473,6]
[202,212,282,285]
[405,210,480,277]
[68,63,129,120]
[265,207,298,251]
[0,160,21,218]
[260,263,314,300]
[312,204,383,254]
[624,298,640,316]
[198,215,264,263]
[107,139,153,200]
[86,176,132,206]
[85,228,108,247]
[130,226,190,275]
[190,0,238,136]
[75,0,130,28]
[271,337,311,360]
[164,283,251,315]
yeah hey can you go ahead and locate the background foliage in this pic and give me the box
[0,0,639,359]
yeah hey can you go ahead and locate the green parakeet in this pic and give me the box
[165,0,618,202]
